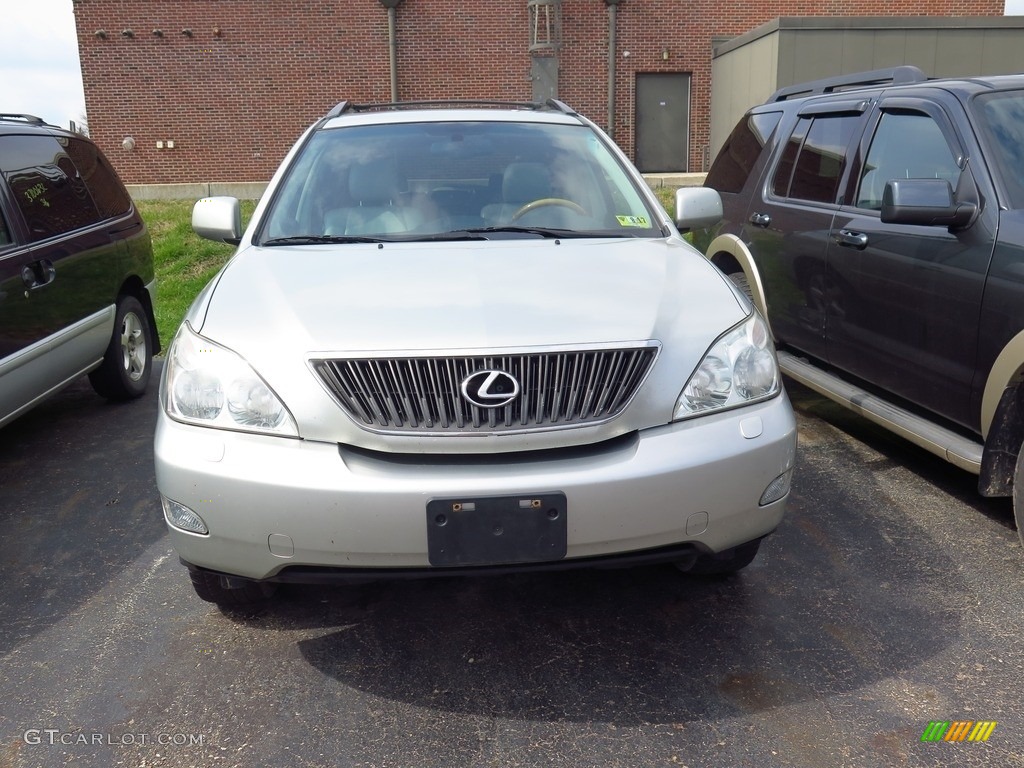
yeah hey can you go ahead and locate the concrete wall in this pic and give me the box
[127,182,269,201]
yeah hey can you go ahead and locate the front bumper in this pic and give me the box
[154,395,797,581]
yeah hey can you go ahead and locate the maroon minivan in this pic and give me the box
[0,114,158,427]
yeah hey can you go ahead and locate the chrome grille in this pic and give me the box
[311,344,659,434]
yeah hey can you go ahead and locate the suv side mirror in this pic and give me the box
[192,196,242,244]
[881,179,976,229]
[675,187,723,233]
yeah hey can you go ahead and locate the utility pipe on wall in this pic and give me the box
[605,0,622,139]
[379,0,404,101]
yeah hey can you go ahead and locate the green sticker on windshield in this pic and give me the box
[616,215,649,228]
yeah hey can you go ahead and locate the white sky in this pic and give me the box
[2,1,1024,132]
[1,1,85,130]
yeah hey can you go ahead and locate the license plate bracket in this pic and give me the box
[426,492,567,567]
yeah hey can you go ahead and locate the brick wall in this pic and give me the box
[73,0,1002,185]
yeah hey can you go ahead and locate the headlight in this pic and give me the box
[674,312,780,419]
[164,323,298,436]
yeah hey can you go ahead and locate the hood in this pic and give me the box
[197,237,743,353]
[190,236,749,448]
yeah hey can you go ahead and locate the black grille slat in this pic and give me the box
[313,345,657,434]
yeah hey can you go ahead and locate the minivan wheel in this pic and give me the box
[1013,445,1024,550]
[188,570,278,608]
[675,539,761,576]
[89,295,152,400]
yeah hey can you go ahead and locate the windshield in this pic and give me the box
[976,90,1024,210]
[257,118,661,243]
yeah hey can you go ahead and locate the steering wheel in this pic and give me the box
[511,198,587,222]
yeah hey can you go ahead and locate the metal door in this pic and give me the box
[634,73,690,173]
[825,101,995,428]
[747,108,867,363]
[531,58,559,102]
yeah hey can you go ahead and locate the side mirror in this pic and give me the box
[881,179,976,229]
[192,196,242,244]
[675,187,723,233]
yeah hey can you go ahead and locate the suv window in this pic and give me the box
[772,114,861,204]
[0,134,102,241]
[705,112,782,193]
[856,112,960,210]
[976,90,1024,210]
[0,208,10,246]
[63,136,133,218]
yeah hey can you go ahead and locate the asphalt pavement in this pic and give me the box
[1,365,1022,768]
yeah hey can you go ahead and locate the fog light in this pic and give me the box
[162,496,209,534]
[759,469,793,506]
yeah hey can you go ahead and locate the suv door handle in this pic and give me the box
[749,213,771,227]
[21,259,56,290]
[833,229,869,249]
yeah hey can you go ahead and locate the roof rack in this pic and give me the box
[0,113,47,125]
[768,65,927,103]
[324,99,577,119]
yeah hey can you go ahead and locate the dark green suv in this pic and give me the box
[0,114,158,427]
[694,66,1024,547]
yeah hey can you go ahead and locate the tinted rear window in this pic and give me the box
[63,136,133,218]
[771,114,861,204]
[0,134,101,241]
[705,112,782,194]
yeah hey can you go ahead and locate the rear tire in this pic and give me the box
[675,539,761,576]
[188,570,278,608]
[89,295,152,400]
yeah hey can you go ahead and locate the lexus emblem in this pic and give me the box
[461,369,520,408]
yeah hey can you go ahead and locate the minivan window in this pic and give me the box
[63,136,133,218]
[772,114,861,204]
[0,134,102,241]
[705,112,782,194]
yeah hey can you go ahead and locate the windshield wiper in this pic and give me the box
[400,231,490,242]
[261,235,387,246]
[460,226,600,239]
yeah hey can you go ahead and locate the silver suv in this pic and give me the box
[154,100,797,607]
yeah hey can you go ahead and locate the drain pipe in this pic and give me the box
[604,0,622,139]
[379,0,404,101]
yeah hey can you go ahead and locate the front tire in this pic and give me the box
[1013,444,1024,549]
[89,295,153,400]
[726,270,754,305]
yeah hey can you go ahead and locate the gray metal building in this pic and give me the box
[710,16,1024,159]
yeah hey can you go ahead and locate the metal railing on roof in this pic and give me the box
[768,65,928,102]
[324,99,578,119]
